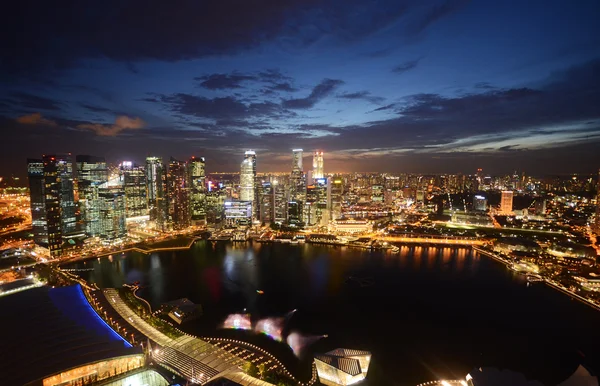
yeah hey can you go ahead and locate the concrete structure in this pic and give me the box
[225,200,252,227]
[315,348,371,386]
[330,219,372,234]
[500,190,513,214]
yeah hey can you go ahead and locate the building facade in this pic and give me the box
[119,161,147,219]
[27,159,47,245]
[76,155,108,237]
[500,191,514,214]
[313,151,324,179]
[146,156,168,231]
[43,154,77,257]
[239,150,257,218]
[188,156,206,226]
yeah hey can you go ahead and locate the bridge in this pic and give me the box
[101,289,276,385]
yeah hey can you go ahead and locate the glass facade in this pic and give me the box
[119,161,147,218]
[145,157,167,231]
[27,159,48,245]
[167,157,190,230]
[41,354,144,386]
[188,156,206,226]
[76,155,108,237]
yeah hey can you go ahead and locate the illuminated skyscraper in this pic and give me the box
[146,156,168,231]
[119,161,147,218]
[43,154,77,257]
[500,191,514,215]
[292,149,303,173]
[167,157,190,230]
[240,151,257,218]
[27,159,47,245]
[313,151,324,179]
[76,155,108,237]
[273,180,288,223]
[188,156,206,226]
[258,181,273,223]
[97,179,127,241]
[329,178,344,220]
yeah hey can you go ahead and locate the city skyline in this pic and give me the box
[1,1,600,177]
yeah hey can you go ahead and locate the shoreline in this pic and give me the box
[473,246,600,312]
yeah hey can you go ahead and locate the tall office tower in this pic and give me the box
[146,156,168,231]
[76,155,108,237]
[329,178,344,220]
[167,157,190,230]
[97,179,127,240]
[595,169,600,234]
[287,200,302,226]
[119,161,147,218]
[500,191,514,215]
[42,154,77,257]
[188,156,206,226]
[27,159,48,245]
[313,151,324,179]
[290,149,305,223]
[258,181,274,223]
[273,180,288,224]
[304,177,329,226]
[473,195,488,212]
[240,150,257,218]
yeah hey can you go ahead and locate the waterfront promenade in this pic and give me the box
[103,288,273,385]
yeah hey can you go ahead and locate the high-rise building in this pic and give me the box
[188,156,206,226]
[76,155,108,237]
[146,156,168,231]
[27,159,47,245]
[119,161,147,219]
[534,198,546,217]
[240,150,257,218]
[329,178,344,220]
[371,185,384,202]
[500,191,514,215]
[304,178,329,226]
[258,181,273,223]
[313,151,324,179]
[273,180,288,224]
[290,149,305,223]
[97,179,127,241]
[43,154,77,257]
[292,149,303,173]
[473,195,488,212]
[224,200,252,227]
[167,157,190,230]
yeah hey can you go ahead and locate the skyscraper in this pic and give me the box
[97,179,127,241]
[188,156,206,226]
[313,151,324,179]
[329,178,343,220]
[119,161,147,218]
[167,157,190,229]
[27,159,47,245]
[240,151,257,218]
[146,156,168,231]
[43,154,77,257]
[76,155,108,237]
[258,181,273,223]
[292,149,303,174]
[500,191,514,215]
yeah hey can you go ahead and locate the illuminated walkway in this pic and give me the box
[378,236,484,245]
[103,289,273,385]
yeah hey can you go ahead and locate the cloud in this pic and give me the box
[282,79,344,109]
[338,91,385,104]
[392,57,422,74]
[4,92,63,110]
[77,115,145,136]
[195,73,257,90]
[16,112,57,127]
[409,0,469,35]
[80,103,113,113]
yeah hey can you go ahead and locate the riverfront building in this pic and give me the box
[315,348,371,386]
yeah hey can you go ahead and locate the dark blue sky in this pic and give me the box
[2,0,600,176]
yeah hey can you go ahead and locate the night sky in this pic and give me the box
[2,0,600,177]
